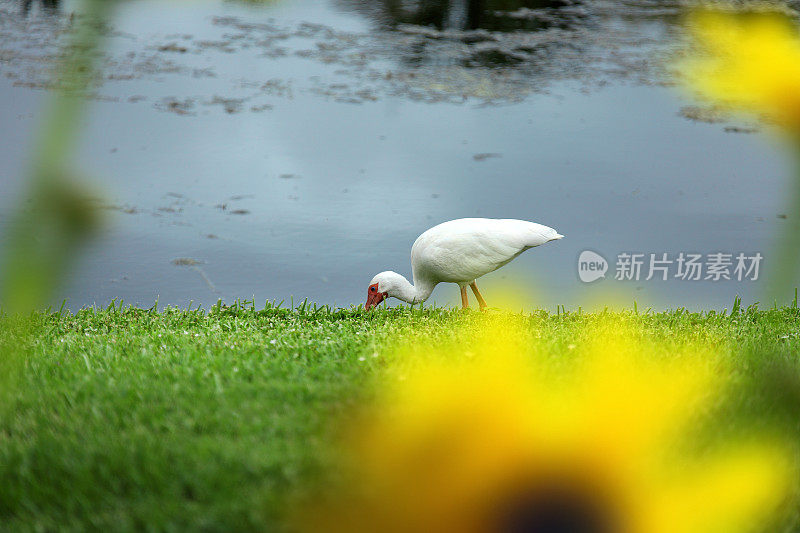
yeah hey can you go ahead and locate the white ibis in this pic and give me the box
[365,218,563,310]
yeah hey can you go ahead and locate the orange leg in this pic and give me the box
[460,285,469,309]
[470,281,488,310]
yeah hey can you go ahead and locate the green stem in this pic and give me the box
[1,0,115,314]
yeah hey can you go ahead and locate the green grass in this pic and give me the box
[2,301,800,532]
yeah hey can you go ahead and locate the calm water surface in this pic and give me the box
[0,0,793,311]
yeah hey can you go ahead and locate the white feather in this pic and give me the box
[411,218,562,285]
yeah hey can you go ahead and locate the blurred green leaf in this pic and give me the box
[0,0,118,419]
[1,0,115,315]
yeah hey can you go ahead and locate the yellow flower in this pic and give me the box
[680,8,800,133]
[299,319,792,533]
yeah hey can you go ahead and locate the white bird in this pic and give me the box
[365,218,563,310]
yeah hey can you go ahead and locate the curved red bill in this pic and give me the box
[365,283,386,310]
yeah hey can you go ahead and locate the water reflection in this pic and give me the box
[341,0,573,31]
[19,0,59,16]
[331,0,588,74]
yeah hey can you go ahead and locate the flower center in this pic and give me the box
[496,482,615,533]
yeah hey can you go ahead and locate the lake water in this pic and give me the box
[0,0,794,311]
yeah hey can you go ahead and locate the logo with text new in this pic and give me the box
[578,250,608,283]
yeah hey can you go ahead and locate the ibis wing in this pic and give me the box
[411,218,561,283]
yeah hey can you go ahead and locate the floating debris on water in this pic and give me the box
[155,97,196,115]
[170,258,219,293]
[724,125,759,134]
[171,258,204,266]
[206,95,246,114]
[473,153,502,161]
[157,42,188,53]
[101,203,139,215]
[678,105,727,124]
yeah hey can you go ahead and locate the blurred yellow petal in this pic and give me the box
[299,318,794,533]
[646,444,791,533]
[680,8,800,132]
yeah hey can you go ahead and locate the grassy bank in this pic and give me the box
[2,302,800,531]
